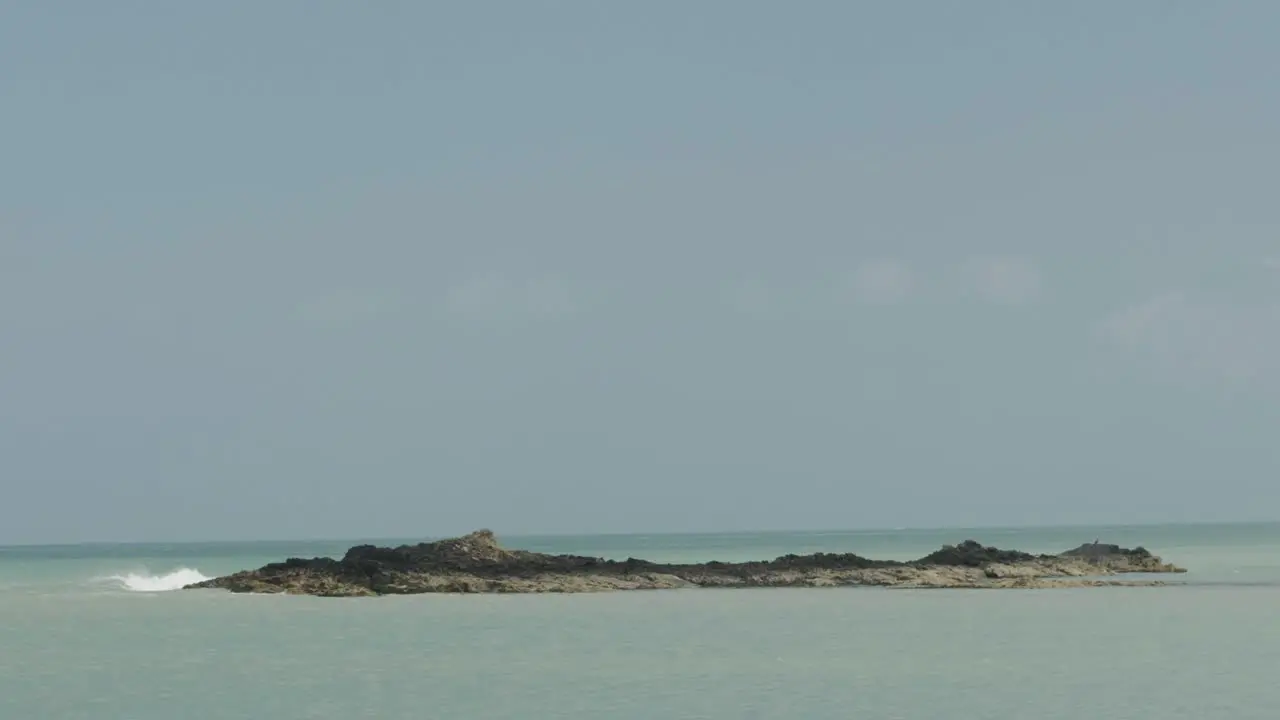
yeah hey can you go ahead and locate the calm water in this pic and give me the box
[3,523,1279,719]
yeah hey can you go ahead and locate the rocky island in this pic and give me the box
[185,530,1186,596]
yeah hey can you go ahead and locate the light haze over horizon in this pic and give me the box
[4,3,1279,544]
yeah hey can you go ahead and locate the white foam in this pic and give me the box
[108,568,212,592]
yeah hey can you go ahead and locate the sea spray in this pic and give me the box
[108,568,212,592]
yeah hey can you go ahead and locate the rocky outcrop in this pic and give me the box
[1059,542,1183,573]
[185,530,1187,596]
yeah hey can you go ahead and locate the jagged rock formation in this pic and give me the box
[185,530,1187,597]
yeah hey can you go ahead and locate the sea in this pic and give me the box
[3,522,1279,719]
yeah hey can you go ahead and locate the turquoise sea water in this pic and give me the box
[3,522,1280,719]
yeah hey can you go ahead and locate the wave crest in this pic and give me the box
[109,568,212,592]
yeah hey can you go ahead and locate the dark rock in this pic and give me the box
[768,552,886,570]
[914,539,1037,567]
[1060,542,1150,560]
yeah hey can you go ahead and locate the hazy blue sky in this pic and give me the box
[3,2,1279,543]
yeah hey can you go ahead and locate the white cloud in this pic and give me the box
[444,271,576,319]
[959,256,1042,305]
[1099,292,1280,385]
[844,259,916,305]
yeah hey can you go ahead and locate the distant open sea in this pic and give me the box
[3,522,1280,719]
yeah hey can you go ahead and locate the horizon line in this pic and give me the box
[3,518,1278,550]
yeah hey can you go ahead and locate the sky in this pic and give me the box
[3,2,1279,544]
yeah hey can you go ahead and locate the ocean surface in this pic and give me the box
[3,522,1280,719]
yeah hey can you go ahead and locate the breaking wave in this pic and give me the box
[107,568,212,592]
